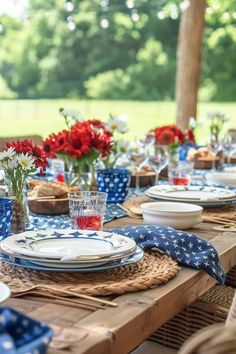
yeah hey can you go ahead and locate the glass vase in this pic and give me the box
[5,176,29,233]
[65,163,97,191]
[168,146,180,167]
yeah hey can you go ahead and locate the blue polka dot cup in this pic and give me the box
[0,198,13,240]
[96,168,131,203]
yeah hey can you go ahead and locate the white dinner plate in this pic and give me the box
[1,229,136,261]
[0,243,136,268]
[145,185,236,202]
[206,172,236,187]
[0,283,11,303]
[0,247,144,273]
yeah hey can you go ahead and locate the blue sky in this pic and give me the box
[0,0,28,17]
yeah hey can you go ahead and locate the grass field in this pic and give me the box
[0,99,236,143]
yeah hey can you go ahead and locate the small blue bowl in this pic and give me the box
[96,168,131,203]
[0,198,13,240]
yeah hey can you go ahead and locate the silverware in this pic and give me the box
[12,284,118,307]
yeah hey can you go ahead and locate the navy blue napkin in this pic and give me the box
[0,307,53,354]
[110,225,225,284]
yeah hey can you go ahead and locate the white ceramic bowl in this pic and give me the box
[141,202,203,230]
[206,172,236,187]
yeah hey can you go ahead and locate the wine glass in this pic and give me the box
[146,144,169,184]
[221,134,232,167]
[129,141,146,193]
[208,136,221,171]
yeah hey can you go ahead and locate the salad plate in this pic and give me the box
[0,246,144,272]
[1,229,136,261]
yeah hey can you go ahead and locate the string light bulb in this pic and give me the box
[100,17,109,28]
[131,9,139,22]
[212,2,220,10]
[100,0,109,11]
[67,16,76,31]
[180,0,190,11]
[157,11,165,20]
[126,0,135,9]
[65,0,74,12]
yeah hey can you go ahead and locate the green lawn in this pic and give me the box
[0,99,235,143]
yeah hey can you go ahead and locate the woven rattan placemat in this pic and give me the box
[0,252,179,297]
[202,205,236,219]
[123,196,152,214]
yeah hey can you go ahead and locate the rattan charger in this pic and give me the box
[0,251,179,297]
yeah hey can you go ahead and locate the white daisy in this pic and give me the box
[106,114,128,134]
[117,140,130,154]
[18,153,35,170]
[0,147,16,161]
[6,156,18,169]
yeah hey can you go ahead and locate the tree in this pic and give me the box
[176,0,206,131]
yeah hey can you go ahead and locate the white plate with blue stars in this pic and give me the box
[0,283,11,303]
[1,229,136,263]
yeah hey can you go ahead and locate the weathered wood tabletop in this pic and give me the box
[4,217,236,354]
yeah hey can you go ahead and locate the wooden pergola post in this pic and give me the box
[175,0,206,131]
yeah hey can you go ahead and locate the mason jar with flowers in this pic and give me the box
[43,109,112,190]
[154,124,195,165]
[96,114,131,203]
[0,140,47,232]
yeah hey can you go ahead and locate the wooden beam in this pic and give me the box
[176,0,206,131]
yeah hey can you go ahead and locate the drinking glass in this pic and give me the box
[221,134,232,166]
[129,141,146,193]
[208,136,221,171]
[68,191,107,231]
[146,144,169,184]
[168,161,194,186]
[51,158,65,182]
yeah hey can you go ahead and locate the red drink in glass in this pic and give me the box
[74,214,102,231]
[172,176,190,186]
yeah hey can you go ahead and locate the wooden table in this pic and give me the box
[5,217,236,354]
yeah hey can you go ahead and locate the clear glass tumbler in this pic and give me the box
[68,191,107,231]
[168,161,194,186]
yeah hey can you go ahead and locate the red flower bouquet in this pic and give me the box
[43,113,112,187]
[154,125,195,146]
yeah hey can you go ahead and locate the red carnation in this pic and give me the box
[157,129,176,145]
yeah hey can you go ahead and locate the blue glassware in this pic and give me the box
[0,198,13,240]
[96,168,131,203]
[0,307,53,354]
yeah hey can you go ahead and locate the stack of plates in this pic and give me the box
[0,229,143,272]
[205,172,236,187]
[145,185,236,207]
